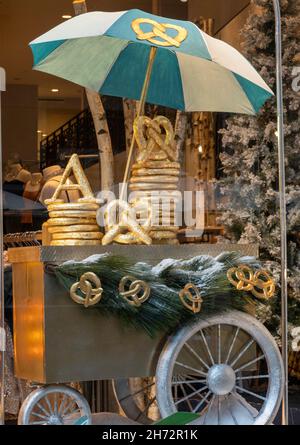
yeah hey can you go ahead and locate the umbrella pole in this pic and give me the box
[120,46,157,202]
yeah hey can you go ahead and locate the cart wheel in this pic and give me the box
[18,385,92,425]
[156,311,283,425]
[113,378,161,424]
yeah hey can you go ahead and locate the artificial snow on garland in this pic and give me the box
[53,252,268,337]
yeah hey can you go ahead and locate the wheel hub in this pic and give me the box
[48,415,64,425]
[207,364,236,396]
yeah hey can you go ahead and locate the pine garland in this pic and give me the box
[54,252,266,337]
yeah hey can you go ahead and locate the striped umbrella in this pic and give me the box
[29,9,273,115]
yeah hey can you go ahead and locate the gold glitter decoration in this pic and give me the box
[102,199,152,246]
[48,225,100,234]
[47,218,97,226]
[179,283,203,314]
[131,18,188,48]
[132,161,180,170]
[51,240,102,246]
[119,275,150,307]
[47,202,99,212]
[43,154,103,246]
[134,116,178,163]
[128,115,180,245]
[70,272,103,308]
[45,154,94,205]
[52,232,103,240]
[227,265,276,300]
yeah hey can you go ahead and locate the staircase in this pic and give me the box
[40,106,126,170]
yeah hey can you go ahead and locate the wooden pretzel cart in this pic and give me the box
[8,243,284,425]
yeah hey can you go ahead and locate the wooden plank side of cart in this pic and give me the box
[8,244,258,385]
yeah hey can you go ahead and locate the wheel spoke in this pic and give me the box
[218,325,221,364]
[61,399,76,417]
[192,391,212,413]
[183,381,208,402]
[225,328,240,364]
[236,374,269,381]
[184,341,210,370]
[225,396,238,425]
[118,381,155,403]
[172,379,207,386]
[203,394,215,425]
[30,420,48,425]
[175,361,207,377]
[179,384,193,412]
[31,411,49,421]
[175,383,178,403]
[230,339,255,368]
[217,396,221,424]
[230,391,256,417]
[200,330,215,365]
[235,354,265,373]
[175,386,208,406]
[53,393,58,416]
[36,402,51,417]
[135,396,156,422]
[58,394,68,415]
[44,396,54,416]
[235,386,266,401]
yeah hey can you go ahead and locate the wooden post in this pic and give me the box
[123,99,137,155]
[73,0,114,191]
[175,111,189,172]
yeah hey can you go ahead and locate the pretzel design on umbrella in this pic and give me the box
[70,272,103,308]
[134,116,178,163]
[131,18,188,48]
[119,275,151,307]
[227,265,276,300]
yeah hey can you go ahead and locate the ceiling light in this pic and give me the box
[42,134,47,137]
[37,130,42,134]
[51,88,59,93]
[62,15,72,19]
[198,145,203,154]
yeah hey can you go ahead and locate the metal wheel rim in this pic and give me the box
[113,378,160,424]
[18,385,92,425]
[156,311,284,425]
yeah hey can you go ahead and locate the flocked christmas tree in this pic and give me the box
[218,0,300,343]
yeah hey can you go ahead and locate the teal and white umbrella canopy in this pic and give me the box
[30,9,273,114]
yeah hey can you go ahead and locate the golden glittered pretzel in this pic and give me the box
[134,116,178,164]
[102,199,152,246]
[179,283,203,314]
[70,272,103,308]
[119,275,151,307]
[131,18,188,48]
[227,265,276,300]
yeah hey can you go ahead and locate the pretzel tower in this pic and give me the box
[43,154,103,246]
[128,116,180,245]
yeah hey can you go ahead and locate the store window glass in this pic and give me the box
[0,0,299,428]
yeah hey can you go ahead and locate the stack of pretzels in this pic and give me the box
[129,116,180,245]
[46,199,103,246]
[44,154,103,246]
